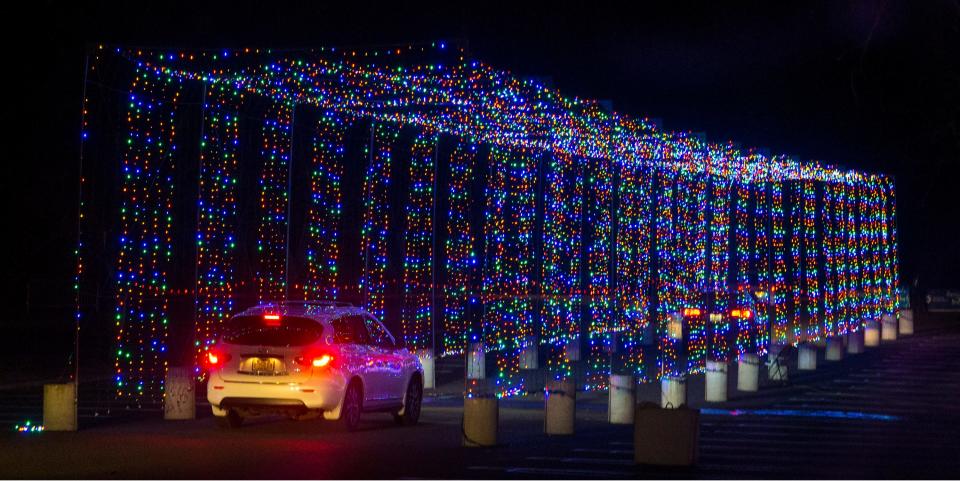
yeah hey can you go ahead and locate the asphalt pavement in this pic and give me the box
[1,312,958,479]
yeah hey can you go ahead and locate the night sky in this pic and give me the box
[6,0,958,328]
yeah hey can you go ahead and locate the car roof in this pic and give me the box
[234,301,371,325]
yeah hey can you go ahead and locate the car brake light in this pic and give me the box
[207,351,231,366]
[263,314,281,327]
[682,307,701,317]
[312,354,334,367]
[295,353,335,368]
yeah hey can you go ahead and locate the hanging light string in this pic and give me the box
[114,67,183,399]
[402,129,439,350]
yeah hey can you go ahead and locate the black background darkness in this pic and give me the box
[2,2,958,366]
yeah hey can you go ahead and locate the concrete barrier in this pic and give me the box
[545,378,575,435]
[847,329,865,354]
[463,396,498,447]
[898,309,914,335]
[634,403,699,466]
[865,320,881,347]
[163,367,196,420]
[737,354,759,392]
[608,374,636,424]
[417,349,435,389]
[705,360,728,402]
[798,344,817,371]
[661,375,687,408]
[881,314,898,342]
[43,383,77,431]
[767,344,789,382]
[825,337,844,361]
[467,342,485,380]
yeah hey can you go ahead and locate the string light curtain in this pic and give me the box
[74,43,899,400]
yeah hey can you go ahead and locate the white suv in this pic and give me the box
[206,301,423,430]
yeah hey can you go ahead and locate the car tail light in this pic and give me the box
[312,354,334,367]
[206,350,231,366]
[295,353,335,368]
[682,307,702,317]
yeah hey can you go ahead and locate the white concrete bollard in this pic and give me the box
[467,342,485,380]
[545,378,576,435]
[864,320,881,347]
[767,344,789,382]
[608,374,636,424]
[520,338,538,370]
[417,349,436,389]
[565,336,581,362]
[163,367,196,420]
[881,314,898,342]
[847,329,865,354]
[798,344,818,370]
[43,382,77,431]
[898,309,914,335]
[661,375,687,408]
[737,354,760,392]
[463,396,498,447]
[825,337,844,361]
[705,360,728,402]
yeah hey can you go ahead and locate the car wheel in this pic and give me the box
[215,409,243,429]
[394,376,423,426]
[338,382,362,431]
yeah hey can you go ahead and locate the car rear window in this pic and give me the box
[223,315,324,347]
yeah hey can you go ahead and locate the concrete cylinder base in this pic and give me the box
[463,396,498,447]
[798,344,818,371]
[737,354,760,392]
[163,367,196,420]
[825,337,844,362]
[865,320,881,347]
[898,309,914,335]
[847,329,865,354]
[545,378,576,435]
[881,314,898,342]
[467,342,485,380]
[43,383,77,431]
[661,375,688,408]
[705,361,728,402]
[608,374,636,424]
[520,339,538,370]
[565,336,581,362]
[417,349,436,389]
[767,344,789,382]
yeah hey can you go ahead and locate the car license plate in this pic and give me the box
[241,357,284,375]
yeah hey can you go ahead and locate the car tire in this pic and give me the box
[337,381,363,431]
[215,409,243,429]
[393,376,423,426]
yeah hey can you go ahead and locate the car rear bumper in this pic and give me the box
[207,372,345,411]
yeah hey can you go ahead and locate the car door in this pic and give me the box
[364,316,405,402]
[331,315,378,404]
